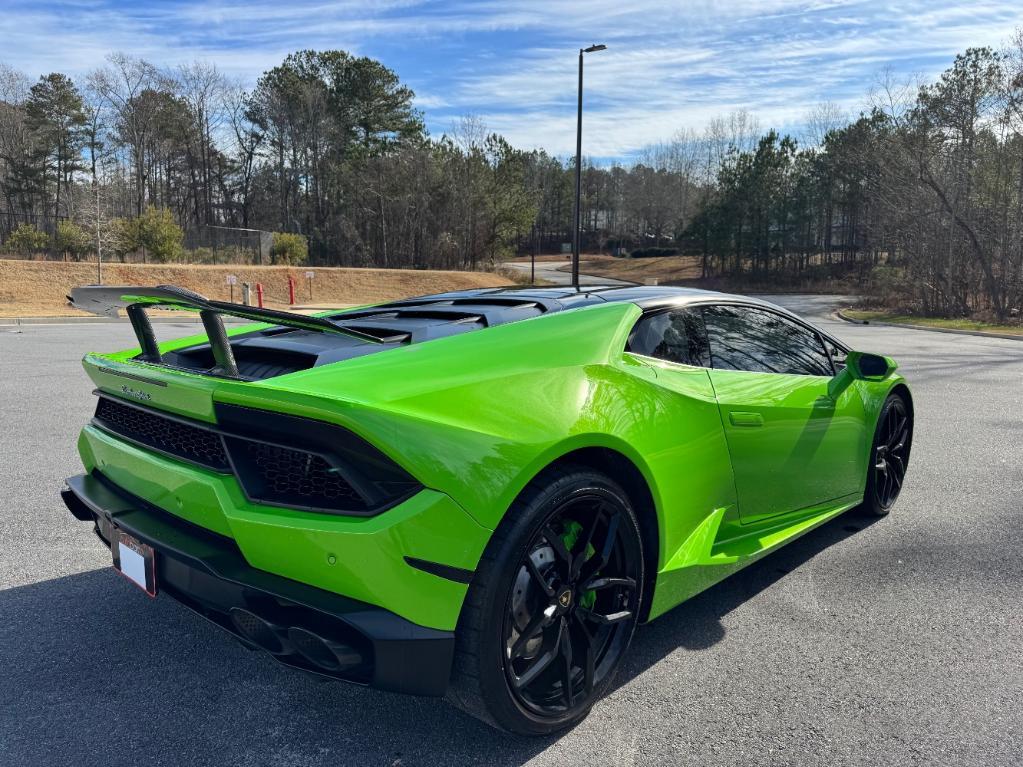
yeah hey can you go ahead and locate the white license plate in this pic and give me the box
[112,530,157,597]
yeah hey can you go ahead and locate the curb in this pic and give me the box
[834,308,1023,341]
[835,309,868,325]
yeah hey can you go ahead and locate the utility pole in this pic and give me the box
[572,44,606,290]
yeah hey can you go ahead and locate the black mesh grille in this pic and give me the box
[90,396,420,515]
[241,441,366,510]
[94,397,230,472]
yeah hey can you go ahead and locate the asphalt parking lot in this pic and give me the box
[1,296,1020,766]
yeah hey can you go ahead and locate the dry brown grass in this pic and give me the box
[506,254,578,264]
[558,255,703,283]
[0,260,510,317]
[506,254,626,268]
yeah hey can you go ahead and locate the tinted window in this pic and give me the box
[627,310,710,367]
[701,305,833,376]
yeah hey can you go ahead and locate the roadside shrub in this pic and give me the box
[866,264,914,309]
[138,208,184,262]
[109,217,141,258]
[271,232,309,265]
[5,223,49,255]
[628,246,679,258]
[56,220,91,259]
[110,209,184,262]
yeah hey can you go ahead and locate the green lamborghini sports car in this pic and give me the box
[62,283,912,735]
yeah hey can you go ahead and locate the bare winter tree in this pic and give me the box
[223,80,260,228]
[0,64,34,235]
[176,61,227,228]
[804,101,848,147]
[88,53,167,216]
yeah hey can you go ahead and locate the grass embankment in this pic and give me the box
[549,254,854,293]
[0,259,510,317]
[843,309,1023,337]
[554,254,703,283]
[506,254,577,264]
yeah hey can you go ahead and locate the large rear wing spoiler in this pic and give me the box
[69,284,380,378]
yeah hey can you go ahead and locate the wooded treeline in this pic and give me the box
[2,37,1023,318]
[0,51,556,268]
[687,42,1023,320]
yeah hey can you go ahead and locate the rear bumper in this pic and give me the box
[76,423,487,631]
[62,472,455,697]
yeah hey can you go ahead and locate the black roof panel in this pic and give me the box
[161,283,755,381]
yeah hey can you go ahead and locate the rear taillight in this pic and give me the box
[215,404,421,515]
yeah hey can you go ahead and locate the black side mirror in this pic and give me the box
[846,351,897,381]
[828,350,897,400]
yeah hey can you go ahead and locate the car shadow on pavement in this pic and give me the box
[617,509,882,685]
[0,568,551,766]
[0,510,878,767]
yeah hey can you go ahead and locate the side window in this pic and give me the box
[700,305,834,376]
[627,310,710,367]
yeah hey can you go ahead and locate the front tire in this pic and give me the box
[448,466,645,735]
[862,393,912,516]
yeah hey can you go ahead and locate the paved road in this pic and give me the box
[1,299,1021,766]
[502,259,634,286]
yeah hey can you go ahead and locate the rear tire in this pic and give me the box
[448,466,644,735]
[862,393,912,517]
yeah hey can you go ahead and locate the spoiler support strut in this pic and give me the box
[68,284,384,379]
[125,304,162,363]
[199,310,239,377]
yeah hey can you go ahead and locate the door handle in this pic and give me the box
[729,411,764,427]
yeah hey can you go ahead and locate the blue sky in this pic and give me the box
[3,0,1021,160]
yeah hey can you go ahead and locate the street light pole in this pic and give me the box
[572,44,606,290]
[530,222,536,284]
[94,180,103,285]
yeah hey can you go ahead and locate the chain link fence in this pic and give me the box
[182,225,273,264]
[1,217,275,264]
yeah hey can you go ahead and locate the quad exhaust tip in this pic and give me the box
[228,607,363,673]
[229,607,284,654]
[287,626,362,672]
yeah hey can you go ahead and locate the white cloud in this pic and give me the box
[1,0,1021,158]
[426,0,1023,155]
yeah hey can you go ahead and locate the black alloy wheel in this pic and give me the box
[448,468,645,735]
[865,394,912,515]
[503,492,641,717]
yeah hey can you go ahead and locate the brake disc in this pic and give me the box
[509,545,555,659]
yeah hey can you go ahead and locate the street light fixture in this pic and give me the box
[572,43,606,289]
